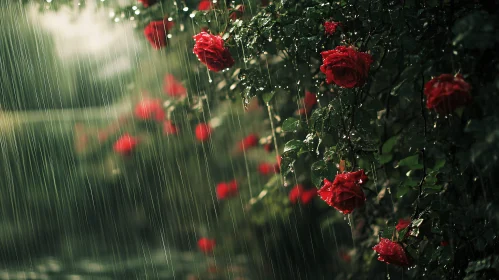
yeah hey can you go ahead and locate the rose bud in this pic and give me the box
[198,237,216,254]
[134,98,165,121]
[317,170,368,214]
[395,218,411,232]
[258,162,278,176]
[324,21,342,36]
[263,143,274,153]
[198,0,213,11]
[138,0,156,8]
[239,133,259,151]
[216,180,238,200]
[163,74,187,98]
[163,120,178,135]
[320,46,373,88]
[113,134,138,156]
[229,5,245,21]
[195,123,212,142]
[144,19,174,50]
[424,74,472,114]
[193,32,235,72]
[373,238,411,267]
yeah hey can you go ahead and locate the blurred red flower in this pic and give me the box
[113,134,138,156]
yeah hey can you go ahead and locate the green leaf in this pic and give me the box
[381,226,396,239]
[283,139,304,154]
[382,136,399,154]
[311,160,327,187]
[378,153,393,165]
[262,91,275,103]
[282,117,300,132]
[397,154,423,169]
[398,228,409,241]
[433,158,446,170]
[411,218,424,227]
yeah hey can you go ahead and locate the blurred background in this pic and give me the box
[0,1,343,279]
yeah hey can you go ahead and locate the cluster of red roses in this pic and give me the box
[137,0,474,265]
[113,74,188,155]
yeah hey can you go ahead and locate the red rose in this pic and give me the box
[239,134,259,151]
[424,74,472,114]
[198,238,216,253]
[163,74,187,98]
[289,185,317,205]
[134,98,165,121]
[373,238,411,267]
[163,120,178,135]
[144,19,174,50]
[193,32,235,72]
[198,0,213,11]
[317,170,368,214]
[395,218,411,232]
[216,180,238,199]
[229,5,245,21]
[113,134,138,155]
[258,162,278,176]
[320,46,373,88]
[195,123,212,142]
[261,0,269,6]
[298,91,318,115]
[324,21,342,36]
[440,240,449,247]
[138,0,156,8]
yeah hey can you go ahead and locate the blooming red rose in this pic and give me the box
[440,240,449,247]
[229,5,245,21]
[258,162,278,176]
[424,74,472,114]
[195,123,212,142]
[113,134,138,156]
[163,74,187,98]
[261,0,269,6]
[324,21,342,36]
[198,238,216,253]
[134,98,165,121]
[239,134,259,151]
[138,0,156,8]
[317,170,368,214]
[198,0,213,11]
[193,32,235,72]
[373,238,411,267]
[144,19,174,50]
[289,185,317,205]
[320,46,373,88]
[216,180,238,200]
[163,120,178,135]
[395,218,411,232]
